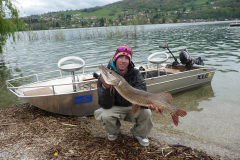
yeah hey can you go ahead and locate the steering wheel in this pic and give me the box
[148,52,168,64]
[58,56,85,72]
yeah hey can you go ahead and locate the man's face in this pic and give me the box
[116,55,130,73]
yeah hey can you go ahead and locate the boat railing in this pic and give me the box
[6,70,62,83]
[7,80,98,97]
[6,64,100,83]
[7,79,98,89]
[6,65,101,96]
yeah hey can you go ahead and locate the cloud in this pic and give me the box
[16,0,120,17]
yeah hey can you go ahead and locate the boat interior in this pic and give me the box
[138,63,200,78]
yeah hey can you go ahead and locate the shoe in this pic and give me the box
[134,135,149,147]
[108,133,118,141]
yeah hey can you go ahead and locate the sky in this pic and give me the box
[15,0,121,17]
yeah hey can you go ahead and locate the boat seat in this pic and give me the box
[23,87,56,96]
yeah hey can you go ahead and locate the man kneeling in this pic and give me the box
[94,44,153,147]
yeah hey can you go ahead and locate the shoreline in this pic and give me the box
[0,103,238,159]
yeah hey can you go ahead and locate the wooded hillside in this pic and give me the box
[22,0,240,30]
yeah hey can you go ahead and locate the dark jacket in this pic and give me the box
[97,59,147,109]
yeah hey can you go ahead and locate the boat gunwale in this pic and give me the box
[146,70,215,87]
[6,64,101,83]
[7,75,98,89]
[8,87,98,98]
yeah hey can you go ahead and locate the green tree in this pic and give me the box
[162,17,166,23]
[0,0,24,53]
[99,17,105,27]
[177,11,181,19]
[191,5,195,11]
[173,17,177,23]
[56,21,60,27]
[183,7,186,13]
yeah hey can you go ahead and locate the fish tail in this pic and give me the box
[177,109,187,117]
[171,109,187,127]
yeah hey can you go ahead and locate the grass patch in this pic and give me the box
[194,0,208,5]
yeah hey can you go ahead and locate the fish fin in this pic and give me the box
[110,85,112,96]
[131,104,140,114]
[110,85,115,96]
[158,92,173,104]
[159,109,164,116]
[171,109,187,127]
[113,86,115,94]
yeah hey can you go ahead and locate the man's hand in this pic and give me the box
[148,104,164,116]
[100,77,110,89]
[148,104,158,112]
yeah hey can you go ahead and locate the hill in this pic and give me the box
[22,0,240,30]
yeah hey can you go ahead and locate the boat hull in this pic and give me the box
[146,67,215,94]
[21,90,99,117]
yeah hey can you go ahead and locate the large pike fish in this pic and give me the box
[99,65,187,126]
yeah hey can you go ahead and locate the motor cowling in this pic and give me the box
[179,49,204,69]
[179,50,191,65]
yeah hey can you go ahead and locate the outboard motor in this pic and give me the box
[179,49,204,69]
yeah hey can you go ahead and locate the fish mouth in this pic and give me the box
[98,65,111,84]
[98,65,120,86]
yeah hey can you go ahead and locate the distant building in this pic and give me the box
[91,16,97,19]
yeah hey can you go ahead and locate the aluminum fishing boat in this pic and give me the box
[6,43,216,116]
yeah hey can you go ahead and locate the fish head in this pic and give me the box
[99,65,121,86]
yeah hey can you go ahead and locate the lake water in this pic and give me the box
[1,21,240,158]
